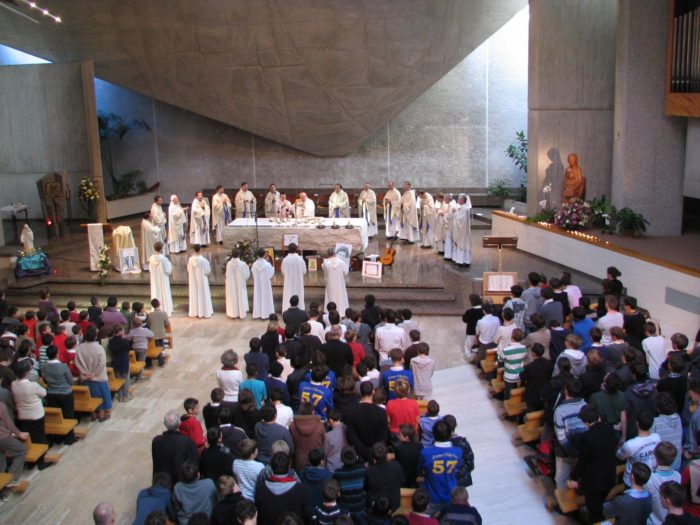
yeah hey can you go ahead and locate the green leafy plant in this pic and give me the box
[609,207,650,236]
[588,195,616,229]
[526,208,556,223]
[505,130,528,201]
[97,111,151,200]
[487,179,510,198]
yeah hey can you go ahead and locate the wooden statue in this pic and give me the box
[562,153,586,202]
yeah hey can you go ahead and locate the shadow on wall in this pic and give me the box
[544,148,564,208]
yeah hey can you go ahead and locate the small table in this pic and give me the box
[1,204,29,245]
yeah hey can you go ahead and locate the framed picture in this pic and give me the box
[118,247,140,274]
[307,257,318,272]
[264,247,275,261]
[283,233,299,247]
[362,260,382,279]
[334,243,352,266]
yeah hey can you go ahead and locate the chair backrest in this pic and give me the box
[317,194,330,206]
[107,367,116,381]
[416,399,429,414]
[44,406,64,423]
[73,385,90,401]
[129,351,136,363]
[147,338,157,351]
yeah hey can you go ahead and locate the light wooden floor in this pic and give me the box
[0,314,573,525]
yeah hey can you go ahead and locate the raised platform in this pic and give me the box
[492,210,700,337]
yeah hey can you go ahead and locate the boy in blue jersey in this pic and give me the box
[304,351,337,391]
[382,348,414,400]
[298,364,334,421]
[418,420,463,515]
[239,363,267,409]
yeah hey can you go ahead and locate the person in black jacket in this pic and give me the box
[462,294,484,352]
[210,475,244,525]
[343,382,389,462]
[367,442,403,512]
[199,427,234,482]
[151,410,198,483]
[520,343,554,411]
[282,295,310,333]
[361,294,382,329]
[395,424,422,488]
[568,404,618,523]
[625,361,658,439]
[255,451,311,525]
[320,326,353,378]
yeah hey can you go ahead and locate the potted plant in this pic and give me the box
[610,207,650,236]
[553,198,590,231]
[505,130,527,202]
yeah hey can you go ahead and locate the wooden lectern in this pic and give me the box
[482,236,518,272]
[482,236,518,303]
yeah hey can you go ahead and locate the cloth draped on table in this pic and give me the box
[111,225,141,274]
[87,223,104,272]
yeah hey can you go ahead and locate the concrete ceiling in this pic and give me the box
[0,0,527,156]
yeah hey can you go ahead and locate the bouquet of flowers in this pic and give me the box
[98,245,111,280]
[223,240,257,270]
[554,198,590,231]
[78,177,100,221]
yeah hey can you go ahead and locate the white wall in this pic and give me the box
[685,120,700,199]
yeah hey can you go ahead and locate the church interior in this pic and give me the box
[0,1,699,524]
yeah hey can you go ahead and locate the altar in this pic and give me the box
[223,217,369,253]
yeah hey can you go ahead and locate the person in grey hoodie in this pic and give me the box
[253,404,294,464]
[651,392,683,471]
[554,334,588,377]
[521,272,543,331]
[172,461,217,525]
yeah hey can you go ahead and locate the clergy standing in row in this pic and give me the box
[211,185,232,245]
[168,195,188,254]
[450,195,472,267]
[383,180,401,239]
[434,193,450,254]
[235,182,256,219]
[149,242,173,316]
[295,192,315,218]
[281,243,306,310]
[225,248,250,319]
[264,184,280,218]
[328,183,350,218]
[252,248,275,319]
[141,213,162,271]
[190,192,211,247]
[358,183,378,237]
[323,247,349,315]
[187,244,213,318]
[276,192,295,219]
[400,181,420,244]
[418,190,436,249]
[443,194,458,260]
[150,195,168,253]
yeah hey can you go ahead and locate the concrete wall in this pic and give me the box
[527,0,617,214]
[93,8,529,202]
[0,62,91,219]
[684,121,700,200]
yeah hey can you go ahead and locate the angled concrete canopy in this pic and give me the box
[0,0,526,156]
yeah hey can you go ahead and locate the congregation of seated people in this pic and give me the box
[141,295,481,525]
[463,266,700,525]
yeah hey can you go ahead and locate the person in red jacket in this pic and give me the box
[179,397,206,454]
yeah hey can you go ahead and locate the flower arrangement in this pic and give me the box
[79,177,100,222]
[554,198,590,231]
[223,240,257,270]
[98,245,111,280]
[18,246,42,258]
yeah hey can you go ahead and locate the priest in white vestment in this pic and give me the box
[168,195,188,253]
[211,185,232,245]
[358,183,378,237]
[276,192,295,219]
[443,194,459,260]
[187,244,213,318]
[451,195,472,266]
[251,248,275,319]
[295,192,315,218]
[225,248,251,319]
[141,213,162,271]
[383,180,401,239]
[418,190,436,249]
[281,243,307,310]
[399,181,420,243]
[149,241,173,316]
[190,192,211,246]
[235,182,257,219]
[434,194,450,254]
[323,247,349,315]
[264,184,280,218]
[328,183,350,218]
[150,195,168,254]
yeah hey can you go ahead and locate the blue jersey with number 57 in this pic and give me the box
[418,444,463,504]
[297,381,333,420]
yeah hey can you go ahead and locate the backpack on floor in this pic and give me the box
[536,436,555,478]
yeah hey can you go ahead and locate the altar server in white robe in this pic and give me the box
[168,195,188,253]
[211,185,232,245]
[281,243,306,310]
[328,183,350,218]
[252,248,275,319]
[264,184,280,218]
[434,193,450,254]
[418,190,436,249]
[235,182,257,219]
[451,194,472,267]
[295,192,315,218]
[150,195,168,253]
[443,194,458,260]
[358,183,378,237]
[149,241,173,316]
[383,180,401,239]
[187,244,213,318]
[276,192,295,219]
[323,247,349,315]
[190,192,211,246]
[225,248,250,319]
[141,213,162,271]
[399,181,420,243]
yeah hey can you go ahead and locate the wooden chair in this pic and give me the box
[0,473,12,491]
[165,323,174,350]
[129,351,146,376]
[107,367,125,394]
[503,387,526,417]
[146,338,161,360]
[24,435,49,464]
[480,349,498,375]
[515,410,544,444]
[316,193,330,216]
[44,406,78,436]
[72,385,103,414]
[490,368,505,394]
[395,487,415,516]
[553,464,626,514]
[416,399,429,415]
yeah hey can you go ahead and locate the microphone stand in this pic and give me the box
[252,200,259,251]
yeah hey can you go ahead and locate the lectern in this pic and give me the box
[482,236,518,303]
[482,236,518,272]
